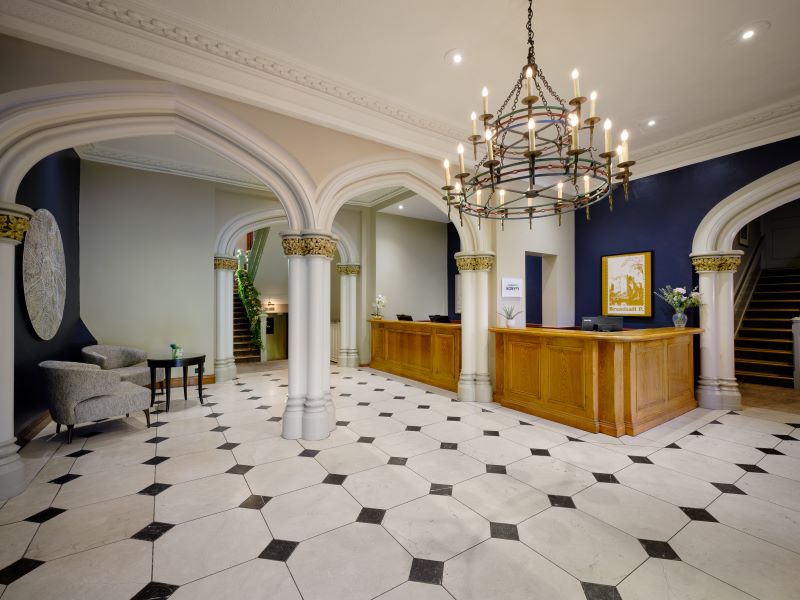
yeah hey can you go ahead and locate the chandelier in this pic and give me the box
[442,0,635,228]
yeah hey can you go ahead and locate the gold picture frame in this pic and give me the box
[602,251,652,317]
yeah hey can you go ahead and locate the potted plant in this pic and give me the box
[498,305,523,328]
[654,285,701,328]
[169,343,183,359]
[372,294,387,320]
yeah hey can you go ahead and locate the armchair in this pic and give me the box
[39,361,151,443]
[81,344,164,389]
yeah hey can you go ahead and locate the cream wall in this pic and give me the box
[375,213,448,321]
[79,162,217,367]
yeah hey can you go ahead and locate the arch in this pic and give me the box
[314,154,486,253]
[693,161,800,254]
[216,208,359,263]
[0,80,315,229]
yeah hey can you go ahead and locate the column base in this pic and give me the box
[458,373,476,403]
[302,397,332,441]
[213,358,237,382]
[338,350,359,368]
[324,391,336,432]
[474,374,494,403]
[281,394,306,439]
[0,441,25,500]
[696,379,742,410]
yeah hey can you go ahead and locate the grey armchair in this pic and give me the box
[81,344,164,389]
[39,360,151,444]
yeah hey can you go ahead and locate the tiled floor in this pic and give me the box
[1,367,800,600]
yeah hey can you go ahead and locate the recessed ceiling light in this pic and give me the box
[647,119,656,127]
[444,48,464,66]
[398,205,404,210]
[729,20,770,44]
[741,29,755,40]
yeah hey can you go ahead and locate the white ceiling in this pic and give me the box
[378,195,450,223]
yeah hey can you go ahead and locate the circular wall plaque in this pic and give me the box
[22,209,66,340]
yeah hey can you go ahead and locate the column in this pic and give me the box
[454,252,495,403]
[213,257,238,382]
[337,264,360,367]
[281,234,308,439]
[0,202,33,501]
[691,253,742,410]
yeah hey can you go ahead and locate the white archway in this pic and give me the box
[691,161,800,410]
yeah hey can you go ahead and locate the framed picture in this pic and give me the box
[501,277,523,298]
[601,251,652,317]
[737,224,750,247]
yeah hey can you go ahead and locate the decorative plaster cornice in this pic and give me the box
[76,143,267,191]
[337,264,361,276]
[691,255,742,273]
[213,256,237,270]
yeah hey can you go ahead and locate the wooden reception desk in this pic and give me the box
[370,319,461,391]
[492,327,702,437]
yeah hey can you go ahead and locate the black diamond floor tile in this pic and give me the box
[689,430,704,436]
[357,507,386,524]
[388,457,408,466]
[65,448,93,458]
[49,473,82,485]
[268,416,282,422]
[357,402,370,406]
[0,558,45,585]
[680,507,718,522]
[709,419,722,425]
[447,416,461,421]
[483,430,500,437]
[336,421,350,426]
[25,506,66,523]
[786,422,800,428]
[757,447,784,455]
[240,389,253,392]
[418,405,430,409]
[205,413,223,418]
[256,405,271,410]
[144,436,168,444]
[240,494,271,509]
[737,463,767,473]
[138,483,172,496]
[530,448,551,456]
[143,456,170,466]
[323,474,347,485]
[440,442,458,450]
[775,434,797,441]
[567,436,585,442]
[628,455,653,464]
[490,522,519,540]
[593,473,619,484]
[712,482,746,494]
[393,396,405,400]
[665,443,681,449]
[409,557,444,585]
[132,521,175,542]
[247,396,262,400]
[430,483,453,496]
[548,495,576,509]
[374,388,385,392]
[227,464,254,475]
[581,581,623,600]
[130,581,180,599]
[357,437,375,444]
[639,539,680,560]
[299,449,320,457]
[259,539,299,561]
[211,426,229,432]
[406,426,422,432]
[486,464,507,474]
[379,412,393,417]
[217,442,239,450]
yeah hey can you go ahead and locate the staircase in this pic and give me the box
[735,267,799,388]
[233,289,260,363]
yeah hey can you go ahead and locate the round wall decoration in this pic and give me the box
[22,209,67,340]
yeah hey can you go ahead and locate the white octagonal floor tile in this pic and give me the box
[759,454,800,482]
[0,520,39,569]
[53,463,154,509]
[406,449,484,485]
[0,483,58,525]
[421,421,482,443]
[343,464,430,509]
[453,473,548,524]
[550,441,633,474]
[707,492,800,555]
[155,473,251,523]
[298,427,358,451]
[262,483,361,541]
[462,411,520,431]
[675,434,765,465]
[393,409,446,427]
[347,416,406,438]
[618,558,755,600]
[615,463,721,508]
[459,436,530,465]
[170,558,301,600]
[376,581,454,600]
[315,443,388,475]
[155,449,236,484]
[649,448,745,484]
[499,424,569,449]
[372,431,440,458]
[506,455,595,496]
[155,431,227,457]
[70,442,154,475]
[245,456,327,496]
[232,436,303,466]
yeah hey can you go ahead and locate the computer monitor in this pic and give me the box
[396,314,413,321]
[581,316,623,332]
[429,315,451,324]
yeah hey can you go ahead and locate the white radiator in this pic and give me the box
[330,321,340,363]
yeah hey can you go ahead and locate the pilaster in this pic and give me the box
[213,256,237,382]
[337,264,361,368]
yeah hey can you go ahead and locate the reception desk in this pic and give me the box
[492,327,702,437]
[370,319,461,391]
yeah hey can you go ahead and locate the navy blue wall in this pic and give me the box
[575,135,800,328]
[14,150,96,434]
[447,222,460,320]
[525,254,543,324]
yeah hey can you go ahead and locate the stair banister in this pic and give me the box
[793,317,800,390]
[733,235,765,335]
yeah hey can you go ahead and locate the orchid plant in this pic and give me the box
[372,294,387,317]
[654,285,701,313]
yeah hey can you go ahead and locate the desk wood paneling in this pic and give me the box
[492,327,702,436]
[370,320,460,391]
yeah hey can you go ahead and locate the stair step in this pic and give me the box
[736,370,794,388]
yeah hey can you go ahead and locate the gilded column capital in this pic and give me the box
[454,252,495,272]
[213,256,238,270]
[302,235,337,259]
[0,202,34,244]
[281,237,305,256]
[337,264,361,276]
[691,254,742,273]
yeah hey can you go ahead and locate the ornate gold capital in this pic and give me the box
[455,255,495,272]
[281,237,305,256]
[303,236,337,259]
[0,202,33,243]
[213,256,238,270]
[337,264,361,275]
[691,255,741,273]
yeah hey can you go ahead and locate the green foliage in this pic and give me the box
[236,269,263,350]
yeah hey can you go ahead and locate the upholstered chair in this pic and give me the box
[81,344,163,389]
[39,360,151,443]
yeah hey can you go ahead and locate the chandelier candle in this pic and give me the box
[589,91,597,118]
[485,129,494,161]
[457,143,466,175]
[604,119,612,153]
[620,129,629,163]
[526,66,534,97]
[482,87,489,115]
[568,113,579,150]
[571,69,580,98]
[443,159,451,187]
[471,112,477,136]
[528,118,536,152]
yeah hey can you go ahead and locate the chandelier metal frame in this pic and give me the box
[443,0,636,228]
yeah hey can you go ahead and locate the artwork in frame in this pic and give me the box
[737,223,750,248]
[601,251,653,317]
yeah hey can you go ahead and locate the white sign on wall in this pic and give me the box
[501,277,523,298]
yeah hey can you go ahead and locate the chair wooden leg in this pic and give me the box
[56,423,61,434]
[126,413,130,418]
[144,408,151,428]
[66,425,74,445]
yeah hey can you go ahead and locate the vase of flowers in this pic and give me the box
[170,343,183,359]
[498,305,523,328]
[372,294,387,319]
[654,286,701,328]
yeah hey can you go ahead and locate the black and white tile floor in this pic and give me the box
[1,367,800,599]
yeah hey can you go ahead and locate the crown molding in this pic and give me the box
[1,0,798,176]
[75,143,270,191]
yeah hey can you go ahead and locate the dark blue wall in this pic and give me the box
[14,150,96,434]
[575,135,800,328]
[447,222,460,320]
[525,254,543,324]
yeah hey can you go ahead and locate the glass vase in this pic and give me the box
[672,311,687,328]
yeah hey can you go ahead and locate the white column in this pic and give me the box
[322,254,334,432]
[213,257,237,382]
[717,268,741,409]
[458,269,476,402]
[474,266,493,403]
[337,264,361,368]
[0,202,33,501]
[695,268,721,407]
[281,235,308,439]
